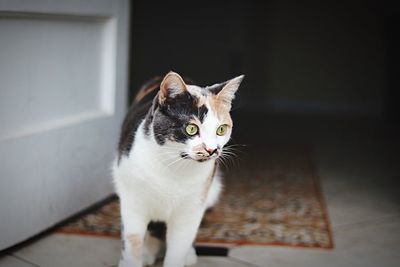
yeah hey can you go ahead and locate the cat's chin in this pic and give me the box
[180,153,218,163]
[195,158,213,163]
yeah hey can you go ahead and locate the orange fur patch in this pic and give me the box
[127,234,142,259]
[133,77,162,104]
[192,143,205,152]
[208,96,233,126]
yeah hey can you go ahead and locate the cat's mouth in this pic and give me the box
[180,152,219,162]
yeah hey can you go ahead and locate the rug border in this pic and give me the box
[305,146,335,249]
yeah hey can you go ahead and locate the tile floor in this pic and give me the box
[1,115,399,267]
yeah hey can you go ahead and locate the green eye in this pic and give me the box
[185,124,198,136]
[216,124,228,136]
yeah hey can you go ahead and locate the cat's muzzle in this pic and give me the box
[180,150,219,162]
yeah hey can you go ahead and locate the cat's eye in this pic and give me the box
[185,124,199,136]
[216,124,228,136]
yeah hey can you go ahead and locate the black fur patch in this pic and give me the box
[118,80,160,160]
[197,104,208,122]
[152,92,208,145]
[118,102,152,159]
[147,221,167,241]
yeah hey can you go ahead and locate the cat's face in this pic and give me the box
[151,72,243,163]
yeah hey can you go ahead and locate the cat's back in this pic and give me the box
[117,77,162,158]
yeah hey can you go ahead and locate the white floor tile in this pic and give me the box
[12,233,255,267]
[195,256,258,267]
[0,255,36,267]
[312,135,400,229]
[151,256,257,267]
[323,180,400,229]
[230,219,400,267]
[13,233,121,267]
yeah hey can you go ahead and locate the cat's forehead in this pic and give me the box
[186,85,209,98]
[185,85,231,123]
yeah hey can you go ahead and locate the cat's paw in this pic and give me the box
[142,233,164,266]
[118,258,132,267]
[142,247,157,266]
[184,247,198,266]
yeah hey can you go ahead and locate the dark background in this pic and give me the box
[128,0,399,135]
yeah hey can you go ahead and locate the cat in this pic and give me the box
[113,71,244,267]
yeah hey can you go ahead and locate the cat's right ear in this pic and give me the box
[159,71,187,104]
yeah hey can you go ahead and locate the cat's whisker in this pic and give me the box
[223,145,247,157]
[222,153,238,164]
[219,157,229,170]
[224,151,240,168]
[225,143,247,147]
[224,144,247,150]
[166,156,187,168]
[216,154,229,169]
[225,156,236,168]
[223,146,242,151]
[159,156,181,165]
[158,159,180,172]
[219,150,239,168]
[176,156,192,173]
[223,146,245,154]
[221,150,237,155]
[229,155,239,168]
[222,151,240,159]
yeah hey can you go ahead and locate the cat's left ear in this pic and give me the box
[159,71,187,104]
[215,75,244,110]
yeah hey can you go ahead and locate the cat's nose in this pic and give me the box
[206,148,217,156]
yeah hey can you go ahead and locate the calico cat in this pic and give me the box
[113,71,244,267]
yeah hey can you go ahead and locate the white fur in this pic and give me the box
[113,107,228,267]
[186,85,204,99]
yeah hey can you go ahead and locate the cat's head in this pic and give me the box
[150,71,244,163]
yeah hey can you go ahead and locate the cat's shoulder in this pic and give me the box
[117,77,162,158]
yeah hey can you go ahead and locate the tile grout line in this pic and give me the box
[332,213,400,233]
[228,255,264,267]
[10,254,41,267]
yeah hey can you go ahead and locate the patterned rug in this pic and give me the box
[57,145,333,249]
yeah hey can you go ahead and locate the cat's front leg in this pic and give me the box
[119,200,148,267]
[163,211,203,267]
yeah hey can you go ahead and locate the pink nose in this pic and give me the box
[206,148,217,156]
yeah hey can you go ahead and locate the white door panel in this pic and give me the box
[0,0,129,250]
